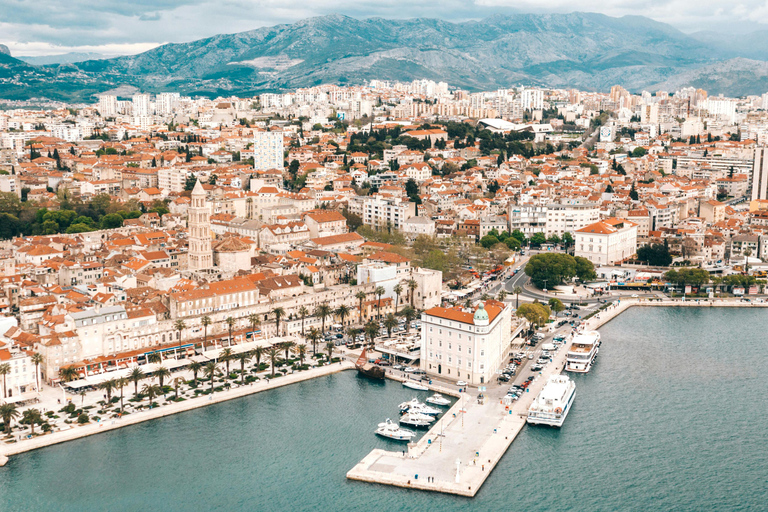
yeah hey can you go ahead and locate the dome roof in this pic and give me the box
[473,302,489,322]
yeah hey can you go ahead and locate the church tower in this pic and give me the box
[188,180,213,270]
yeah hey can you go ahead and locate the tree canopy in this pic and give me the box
[516,302,551,327]
[525,253,596,288]
[636,243,672,266]
[664,268,710,286]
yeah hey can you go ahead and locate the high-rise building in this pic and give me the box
[253,131,284,170]
[155,92,180,116]
[132,93,151,117]
[751,148,768,202]
[98,95,118,117]
[188,180,213,270]
[520,88,544,111]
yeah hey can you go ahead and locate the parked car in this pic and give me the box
[456,380,468,387]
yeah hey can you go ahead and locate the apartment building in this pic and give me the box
[575,218,638,265]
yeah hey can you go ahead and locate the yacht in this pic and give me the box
[399,412,433,428]
[375,419,416,441]
[403,381,429,391]
[426,393,451,407]
[565,331,601,373]
[527,374,576,427]
[398,399,441,417]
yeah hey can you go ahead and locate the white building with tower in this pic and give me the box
[420,300,512,385]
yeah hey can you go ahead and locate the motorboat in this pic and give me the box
[425,393,451,407]
[398,398,424,412]
[375,419,416,441]
[408,403,441,416]
[403,381,429,391]
[399,413,433,428]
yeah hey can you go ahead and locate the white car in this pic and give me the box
[456,380,468,387]
[631,294,639,298]
[403,366,415,373]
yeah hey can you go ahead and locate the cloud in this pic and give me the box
[0,0,766,57]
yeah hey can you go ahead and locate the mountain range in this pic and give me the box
[1,13,767,102]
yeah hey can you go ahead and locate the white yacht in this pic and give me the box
[565,330,601,373]
[527,374,576,428]
[398,398,424,412]
[403,381,429,391]
[399,412,433,428]
[375,419,416,441]
[426,393,451,407]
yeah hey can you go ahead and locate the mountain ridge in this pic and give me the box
[0,13,765,101]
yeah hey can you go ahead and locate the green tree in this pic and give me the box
[513,286,523,309]
[236,351,252,385]
[574,256,597,282]
[364,320,379,345]
[480,234,500,249]
[335,304,351,327]
[325,340,335,360]
[636,244,672,266]
[268,347,279,377]
[383,313,398,338]
[204,361,218,393]
[155,366,171,390]
[400,305,417,332]
[315,302,332,336]
[129,367,145,397]
[529,232,547,247]
[271,308,285,337]
[548,298,565,316]
[516,302,551,328]
[101,213,123,229]
[0,403,20,434]
[307,328,322,355]
[189,361,202,387]
[201,316,212,349]
[226,317,236,346]
[21,408,43,435]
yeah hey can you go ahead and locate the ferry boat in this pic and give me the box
[375,419,416,441]
[426,393,451,407]
[565,330,601,373]
[527,374,576,428]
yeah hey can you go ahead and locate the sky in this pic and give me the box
[1,0,766,57]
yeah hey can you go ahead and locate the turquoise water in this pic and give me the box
[1,307,767,511]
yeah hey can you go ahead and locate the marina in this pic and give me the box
[1,307,767,510]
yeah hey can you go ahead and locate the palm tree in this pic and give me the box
[225,317,236,346]
[116,378,126,413]
[335,305,351,330]
[141,383,162,406]
[464,298,472,308]
[174,319,186,354]
[267,346,279,377]
[307,327,322,356]
[355,291,367,323]
[513,286,523,309]
[248,313,261,339]
[22,408,43,435]
[0,403,20,434]
[100,379,116,403]
[400,305,417,332]
[189,361,202,386]
[383,313,398,338]
[272,307,285,337]
[480,293,491,301]
[393,283,403,314]
[58,365,79,384]
[204,361,218,393]
[315,302,331,336]
[221,348,234,374]
[296,344,307,366]
[172,377,184,400]
[374,286,386,319]
[253,346,264,372]
[129,367,144,397]
[236,351,251,384]
[298,306,309,336]
[0,363,10,398]
[147,352,162,364]
[31,352,43,391]
[364,320,379,346]
[498,290,508,302]
[201,316,212,349]
[281,341,296,360]
[79,390,87,406]
[407,278,418,308]
[325,340,335,361]
[155,366,171,390]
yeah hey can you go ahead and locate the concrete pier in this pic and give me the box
[347,339,574,497]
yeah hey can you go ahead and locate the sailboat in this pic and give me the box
[356,347,385,380]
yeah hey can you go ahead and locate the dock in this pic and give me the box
[347,342,573,497]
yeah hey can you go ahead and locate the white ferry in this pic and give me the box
[565,330,601,373]
[527,375,576,427]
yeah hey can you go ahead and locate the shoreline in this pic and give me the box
[1,361,355,464]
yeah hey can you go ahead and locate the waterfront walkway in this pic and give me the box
[0,361,354,465]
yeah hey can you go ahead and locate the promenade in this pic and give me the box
[0,361,354,466]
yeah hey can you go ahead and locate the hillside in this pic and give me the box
[0,13,766,101]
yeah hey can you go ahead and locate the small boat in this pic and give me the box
[356,348,385,380]
[403,381,428,391]
[398,398,424,412]
[408,403,441,416]
[375,419,415,441]
[399,413,432,428]
[426,393,451,406]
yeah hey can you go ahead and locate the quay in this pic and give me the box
[0,361,354,463]
[347,297,766,497]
